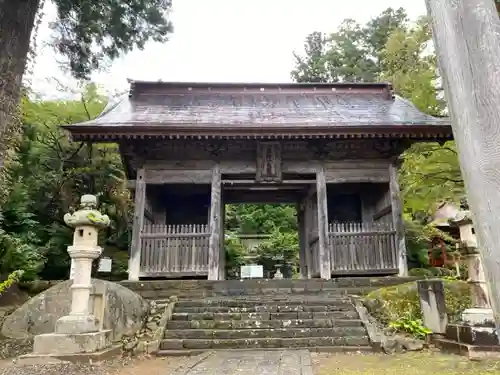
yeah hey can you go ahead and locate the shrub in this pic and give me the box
[363,279,471,325]
[0,270,24,296]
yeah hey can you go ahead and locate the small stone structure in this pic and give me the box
[432,210,500,358]
[417,279,448,335]
[451,211,492,324]
[27,195,115,358]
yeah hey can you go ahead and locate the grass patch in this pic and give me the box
[313,351,500,375]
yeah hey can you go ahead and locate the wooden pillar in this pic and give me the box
[297,203,308,279]
[316,165,331,280]
[218,197,226,280]
[389,162,408,276]
[426,0,500,334]
[128,168,146,281]
[208,164,222,280]
[303,195,314,278]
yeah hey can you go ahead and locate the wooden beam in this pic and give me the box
[128,167,146,281]
[297,203,308,279]
[373,205,392,222]
[208,164,222,280]
[145,169,212,184]
[426,0,500,331]
[389,162,407,276]
[316,165,331,280]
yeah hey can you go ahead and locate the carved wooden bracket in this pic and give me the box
[256,142,282,182]
[205,141,228,157]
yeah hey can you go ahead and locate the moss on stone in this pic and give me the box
[362,279,472,324]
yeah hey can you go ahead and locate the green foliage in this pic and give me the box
[224,233,248,278]
[0,270,24,296]
[408,267,459,280]
[292,8,408,83]
[51,0,173,79]
[225,204,299,277]
[389,317,432,339]
[225,204,297,234]
[292,11,463,268]
[254,230,299,273]
[380,17,464,266]
[0,84,131,280]
[363,280,471,327]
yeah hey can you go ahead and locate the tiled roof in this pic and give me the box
[64,81,451,139]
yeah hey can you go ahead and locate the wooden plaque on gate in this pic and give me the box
[256,142,282,183]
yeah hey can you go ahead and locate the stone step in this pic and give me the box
[174,304,354,314]
[159,336,370,350]
[173,298,350,308]
[139,288,378,300]
[171,310,359,321]
[164,326,367,340]
[156,346,374,356]
[434,337,500,360]
[167,318,363,330]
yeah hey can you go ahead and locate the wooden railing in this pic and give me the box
[329,222,398,275]
[139,224,210,277]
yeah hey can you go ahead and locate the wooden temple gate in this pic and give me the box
[62,81,452,281]
[132,157,403,280]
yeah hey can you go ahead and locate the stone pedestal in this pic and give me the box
[462,308,495,326]
[460,250,494,326]
[33,331,112,355]
[29,195,112,359]
[417,279,448,334]
[435,211,500,359]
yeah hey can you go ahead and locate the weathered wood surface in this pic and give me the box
[304,191,317,278]
[145,169,213,184]
[426,0,500,330]
[329,222,398,275]
[316,165,331,279]
[218,195,226,280]
[324,168,389,184]
[297,204,308,279]
[129,168,146,281]
[123,140,412,170]
[140,224,209,276]
[389,162,408,276]
[256,142,282,182]
[208,164,222,280]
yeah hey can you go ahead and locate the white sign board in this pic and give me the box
[98,257,112,273]
[240,265,263,279]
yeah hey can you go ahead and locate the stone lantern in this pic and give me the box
[450,210,493,325]
[32,194,111,355]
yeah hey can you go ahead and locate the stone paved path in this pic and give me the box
[172,350,313,375]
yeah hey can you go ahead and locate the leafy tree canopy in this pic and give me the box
[291,7,408,83]
[51,0,173,78]
[0,84,131,280]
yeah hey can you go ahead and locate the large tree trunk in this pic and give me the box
[0,0,40,205]
[0,0,40,165]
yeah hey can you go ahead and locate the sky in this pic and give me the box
[29,0,428,99]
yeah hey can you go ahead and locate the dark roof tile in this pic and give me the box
[68,81,450,132]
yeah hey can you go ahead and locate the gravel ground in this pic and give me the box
[312,350,500,375]
[0,356,190,375]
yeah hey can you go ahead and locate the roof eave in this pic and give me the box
[61,123,453,141]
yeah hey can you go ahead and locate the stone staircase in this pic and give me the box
[121,277,419,355]
[155,295,371,355]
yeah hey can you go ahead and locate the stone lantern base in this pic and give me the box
[462,307,495,326]
[32,330,112,356]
